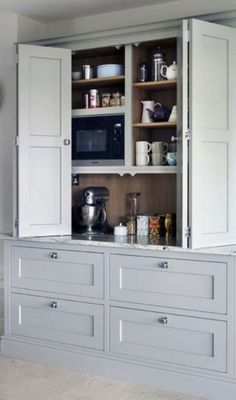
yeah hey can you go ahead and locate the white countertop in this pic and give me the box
[2,233,236,256]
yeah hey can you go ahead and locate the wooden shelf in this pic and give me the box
[72,106,125,117]
[133,122,176,128]
[72,75,125,89]
[133,80,177,90]
[72,166,177,175]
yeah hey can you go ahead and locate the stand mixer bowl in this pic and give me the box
[77,204,106,232]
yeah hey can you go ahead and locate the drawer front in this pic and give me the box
[11,293,104,350]
[110,307,226,372]
[11,246,104,299]
[110,254,227,313]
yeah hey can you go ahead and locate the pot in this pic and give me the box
[147,102,171,122]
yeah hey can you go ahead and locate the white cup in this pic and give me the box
[152,152,166,166]
[136,141,151,154]
[136,153,150,166]
[152,141,168,154]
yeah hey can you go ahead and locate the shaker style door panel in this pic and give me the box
[110,307,227,372]
[17,44,71,237]
[10,246,104,299]
[188,19,236,247]
[110,254,227,313]
[11,293,104,350]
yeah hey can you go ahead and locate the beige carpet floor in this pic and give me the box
[0,355,206,400]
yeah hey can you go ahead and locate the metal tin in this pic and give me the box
[82,65,93,80]
[139,63,148,82]
[137,215,149,236]
[127,216,136,235]
[149,215,161,237]
[152,52,165,81]
[89,89,100,108]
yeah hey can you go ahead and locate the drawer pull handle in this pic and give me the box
[159,262,168,269]
[158,317,168,325]
[49,301,58,309]
[50,252,58,259]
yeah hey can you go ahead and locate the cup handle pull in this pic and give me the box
[146,154,150,164]
[163,143,169,153]
[160,65,167,78]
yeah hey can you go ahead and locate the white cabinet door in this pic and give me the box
[188,19,236,248]
[17,44,71,237]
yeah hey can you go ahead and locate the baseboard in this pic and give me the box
[1,336,236,400]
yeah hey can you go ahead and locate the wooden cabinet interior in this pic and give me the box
[132,38,177,166]
[72,46,125,109]
[73,174,176,227]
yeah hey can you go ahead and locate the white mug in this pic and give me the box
[136,141,151,153]
[152,152,166,166]
[152,141,168,154]
[136,153,150,166]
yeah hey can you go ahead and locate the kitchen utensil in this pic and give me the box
[169,105,177,122]
[73,186,111,234]
[97,64,124,78]
[82,65,94,79]
[147,102,171,122]
[136,153,150,166]
[72,70,82,80]
[160,61,178,80]
[166,152,177,166]
[152,51,165,81]
[136,141,151,153]
[141,100,155,123]
[152,152,166,166]
[151,141,168,153]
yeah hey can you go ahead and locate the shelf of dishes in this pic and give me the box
[133,122,176,128]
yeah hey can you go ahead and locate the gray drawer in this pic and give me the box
[11,293,104,350]
[110,254,227,313]
[10,246,104,299]
[110,307,226,372]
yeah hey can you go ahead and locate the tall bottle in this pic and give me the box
[152,51,165,81]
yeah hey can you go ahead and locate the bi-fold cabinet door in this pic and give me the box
[181,19,236,248]
[16,44,71,237]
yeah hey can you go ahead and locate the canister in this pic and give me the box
[89,89,100,108]
[149,215,161,237]
[82,65,93,80]
[137,215,149,236]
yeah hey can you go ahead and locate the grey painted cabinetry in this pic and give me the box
[1,240,236,400]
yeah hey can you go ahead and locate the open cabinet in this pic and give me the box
[15,18,236,249]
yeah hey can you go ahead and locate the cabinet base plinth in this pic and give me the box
[1,336,236,400]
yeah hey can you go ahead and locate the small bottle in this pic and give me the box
[139,63,148,82]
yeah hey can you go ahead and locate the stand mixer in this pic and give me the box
[73,186,111,234]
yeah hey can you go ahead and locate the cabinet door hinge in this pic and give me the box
[184,129,191,141]
[185,226,191,238]
[15,136,19,146]
[14,218,19,229]
[185,30,191,42]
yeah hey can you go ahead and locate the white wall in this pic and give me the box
[0,13,18,335]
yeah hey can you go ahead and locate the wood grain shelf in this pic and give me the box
[133,80,177,90]
[133,122,176,128]
[72,75,125,89]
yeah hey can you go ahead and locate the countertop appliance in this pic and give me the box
[72,186,111,234]
[72,114,124,166]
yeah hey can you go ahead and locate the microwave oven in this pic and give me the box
[72,114,124,166]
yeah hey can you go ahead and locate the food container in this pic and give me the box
[137,215,149,236]
[72,70,82,80]
[110,92,121,107]
[127,216,136,235]
[82,92,89,108]
[97,64,124,78]
[149,216,161,237]
[82,65,94,80]
[101,93,111,107]
[114,223,128,236]
[89,89,100,108]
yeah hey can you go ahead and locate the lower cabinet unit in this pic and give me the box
[11,293,104,350]
[1,240,236,400]
[109,306,227,372]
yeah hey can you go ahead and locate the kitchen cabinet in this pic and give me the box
[15,18,236,248]
[1,239,235,400]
